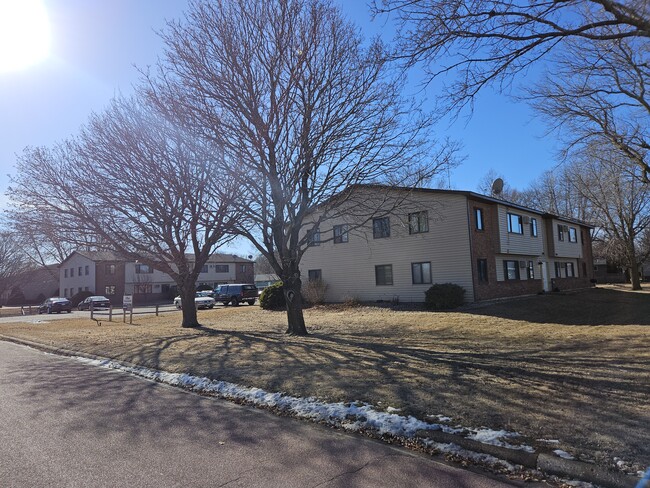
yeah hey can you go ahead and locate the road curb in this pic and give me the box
[1,335,641,488]
[415,428,638,488]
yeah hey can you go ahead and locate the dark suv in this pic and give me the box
[214,284,258,306]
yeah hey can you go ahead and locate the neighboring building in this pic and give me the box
[300,186,594,304]
[0,265,59,305]
[59,251,254,305]
[593,258,626,284]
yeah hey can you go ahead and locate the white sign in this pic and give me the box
[123,295,133,310]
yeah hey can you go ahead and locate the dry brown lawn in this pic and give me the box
[1,287,648,470]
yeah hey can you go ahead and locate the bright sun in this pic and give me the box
[0,0,51,72]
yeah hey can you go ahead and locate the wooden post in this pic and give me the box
[129,307,133,325]
[123,308,126,323]
[156,304,159,317]
[109,305,113,322]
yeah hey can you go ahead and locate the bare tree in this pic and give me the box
[144,0,457,335]
[0,231,30,305]
[8,96,240,327]
[530,35,650,181]
[518,168,597,224]
[567,143,650,289]
[373,0,650,110]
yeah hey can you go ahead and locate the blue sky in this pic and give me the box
[0,0,557,253]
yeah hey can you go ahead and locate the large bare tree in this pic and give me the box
[373,0,650,110]
[8,96,240,327]
[567,143,650,289]
[530,35,650,181]
[144,0,456,335]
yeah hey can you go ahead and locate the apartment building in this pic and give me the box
[59,250,254,304]
[300,186,594,304]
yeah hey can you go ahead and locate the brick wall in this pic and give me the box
[95,261,126,305]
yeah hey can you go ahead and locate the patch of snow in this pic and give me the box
[536,439,560,444]
[467,429,535,452]
[427,414,452,422]
[74,356,537,458]
[385,406,401,413]
[562,481,594,487]
[554,449,575,460]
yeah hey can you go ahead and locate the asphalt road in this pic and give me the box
[0,341,519,488]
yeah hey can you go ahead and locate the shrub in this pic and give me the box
[424,283,465,310]
[303,279,328,305]
[70,290,93,307]
[259,281,286,310]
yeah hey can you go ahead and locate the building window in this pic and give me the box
[527,261,535,279]
[84,287,89,291]
[135,284,152,294]
[375,264,393,285]
[373,217,390,238]
[240,264,247,273]
[63,288,67,297]
[507,213,523,234]
[200,265,208,273]
[475,208,484,231]
[78,287,82,294]
[569,227,577,243]
[105,286,116,295]
[70,268,74,277]
[503,260,520,280]
[566,262,575,277]
[78,266,82,276]
[307,229,320,247]
[105,264,116,275]
[85,265,89,275]
[530,218,538,237]
[333,224,349,243]
[215,265,229,273]
[308,269,322,281]
[64,269,68,278]
[135,263,153,274]
[411,262,432,284]
[555,262,563,278]
[408,211,429,234]
[477,259,488,283]
[558,224,565,241]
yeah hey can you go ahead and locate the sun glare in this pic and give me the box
[0,0,51,72]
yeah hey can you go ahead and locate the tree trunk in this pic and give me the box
[179,281,200,328]
[283,274,307,335]
[628,249,642,291]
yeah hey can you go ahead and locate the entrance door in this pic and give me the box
[540,261,550,292]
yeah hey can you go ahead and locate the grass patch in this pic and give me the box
[1,287,648,470]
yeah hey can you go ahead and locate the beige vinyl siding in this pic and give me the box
[497,205,544,255]
[59,254,96,297]
[551,219,583,259]
[495,256,537,281]
[300,192,474,303]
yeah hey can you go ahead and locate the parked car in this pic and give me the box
[38,297,72,314]
[77,296,111,311]
[174,293,216,310]
[214,284,258,306]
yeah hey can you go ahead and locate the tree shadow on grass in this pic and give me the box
[104,322,650,467]
[463,288,650,326]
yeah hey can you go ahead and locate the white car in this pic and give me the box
[174,293,215,310]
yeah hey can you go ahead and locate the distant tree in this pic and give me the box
[8,96,240,328]
[145,0,457,335]
[519,168,596,224]
[254,254,276,277]
[475,169,521,202]
[567,143,650,290]
[0,231,29,305]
